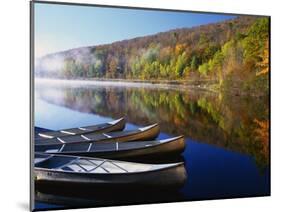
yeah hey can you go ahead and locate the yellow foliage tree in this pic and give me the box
[175,44,186,55]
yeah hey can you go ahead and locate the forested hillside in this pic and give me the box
[35,16,269,95]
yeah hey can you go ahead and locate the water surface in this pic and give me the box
[34,79,270,210]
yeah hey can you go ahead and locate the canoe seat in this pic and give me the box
[35,155,75,169]
[45,149,59,153]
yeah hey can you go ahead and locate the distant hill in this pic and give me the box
[35,15,269,95]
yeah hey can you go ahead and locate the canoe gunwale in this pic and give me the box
[34,161,184,176]
[35,135,185,156]
[95,123,160,142]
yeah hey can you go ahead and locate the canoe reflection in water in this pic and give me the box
[35,180,187,208]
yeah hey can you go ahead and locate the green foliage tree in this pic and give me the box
[243,18,269,67]
[190,56,199,71]
[198,63,209,75]
[175,52,187,77]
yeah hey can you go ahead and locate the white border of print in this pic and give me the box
[0,0,280,211]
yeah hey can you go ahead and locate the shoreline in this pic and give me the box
[35,77,219,93]
[35,77,268,97]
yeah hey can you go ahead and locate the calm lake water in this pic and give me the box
[34,79,270,210]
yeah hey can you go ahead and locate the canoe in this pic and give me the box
[34,153,187,188]
[35,136,185,159]
[35,117,126,140]
[35,124,160,146]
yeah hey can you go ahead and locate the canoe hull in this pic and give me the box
[54,137,185,160]
[35,163,187,189]
[97,123,160,143]
[35,123,160,145]
[93,117,126,134]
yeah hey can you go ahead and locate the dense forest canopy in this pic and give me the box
[35,16,269,95]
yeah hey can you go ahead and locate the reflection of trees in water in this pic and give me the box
[37,86,269,169]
